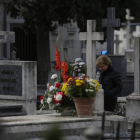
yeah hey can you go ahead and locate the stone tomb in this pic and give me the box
[0,61,37,115]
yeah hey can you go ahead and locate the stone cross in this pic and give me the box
[102,7,120,55]
[126,37,140,120]
[125,9,134,50]
[114,34,122,54]
[0,31,15,59]
[133,26,140,37]
[134,37,140,92]
[79,20,104,78]
[57,26,68,62]
[0,31,15,43]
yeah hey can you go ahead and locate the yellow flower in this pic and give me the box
[75,79,84,86]
[93,79,100,92]
[61,83,68,95]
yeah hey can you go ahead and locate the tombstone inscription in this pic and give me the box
[0,65,22,96]
[102,7,120,55]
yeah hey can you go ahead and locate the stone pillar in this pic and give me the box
[126,37,140,119]
[94,84,104,115]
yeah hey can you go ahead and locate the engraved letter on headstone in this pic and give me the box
[0,65,22,96]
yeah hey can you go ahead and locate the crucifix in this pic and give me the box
[0,31,15,59]
[125,9,134,50]
[79,20,104,79]
[102,7,120,55]
[114,34,122,54]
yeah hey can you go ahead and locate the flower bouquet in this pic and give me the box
[40,73,75,113]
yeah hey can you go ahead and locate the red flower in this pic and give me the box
[40,96,44,101]
[55,65,61,70]
[55,83,62,88]
[53,92,65,104]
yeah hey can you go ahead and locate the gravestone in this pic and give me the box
[115,28,126,55]
[124,9,134,74]
[79,20,104,113]
[133,26,140,37]
[79,20,104,79]
[0,31,15,59]
[125,9,134,50]
[0,61,37,115]
[102,7,120,55]
[126,37,140,119]
[114,34,122,55]
[0,30,37,115]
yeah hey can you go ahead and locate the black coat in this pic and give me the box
[99,65,123,100]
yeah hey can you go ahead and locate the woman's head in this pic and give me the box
[96,55,111,71]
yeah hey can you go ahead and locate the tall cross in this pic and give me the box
[0,31,15,59]
[79,20,104,79]
[133,26,140,37]
[114,34,122,54]
[102,7,120,55]
[125,9,134,50]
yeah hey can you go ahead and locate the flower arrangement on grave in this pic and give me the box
[61,76,99,98]
[39,36,99,116]
[39,36,75,113]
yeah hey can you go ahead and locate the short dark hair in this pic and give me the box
[96,55,111,67]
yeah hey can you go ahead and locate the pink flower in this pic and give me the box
[78,69,81,72]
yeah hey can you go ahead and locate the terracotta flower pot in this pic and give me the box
[73,97,96,118]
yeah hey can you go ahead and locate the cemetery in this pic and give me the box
[1,1,140,140]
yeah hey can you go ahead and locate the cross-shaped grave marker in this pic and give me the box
[114,34,123,54]
[133,26,140,37]
[125,9,134,50]
[0,31,15,59]
[79,20,104,78]
[102,7,120,55]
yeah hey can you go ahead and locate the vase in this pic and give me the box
[73,97,96,118]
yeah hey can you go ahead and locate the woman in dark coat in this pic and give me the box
[96,55,123,112]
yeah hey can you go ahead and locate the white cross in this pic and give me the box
[125,9,134,50]
[133,26,140,37]
[79,20,104,78]
[0,31,15,59]
[114,34,123,54]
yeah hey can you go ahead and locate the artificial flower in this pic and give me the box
[61,83,68,95]
[49,85,55,91]
[55,65,61,70]
[40,96,44,101]
[79,62,85,65]
[55,83,62,88]
[47,83,51,89]
[75,79,84,86]
[47,97,52,104]
[53,92,65,103]
[51,74,58,79]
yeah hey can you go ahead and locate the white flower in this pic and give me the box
[49,85,55,91]
[56,94,62,101]
[47,97,52,104]
[51,74,58,79]
[79,62,85,65]
[75,58,82,62]
[86,89,89,92]
[41,99,44,104]
[87,79,93,83]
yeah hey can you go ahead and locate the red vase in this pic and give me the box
[73,97,96,118]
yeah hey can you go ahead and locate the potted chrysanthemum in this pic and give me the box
[61,76,99,118]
